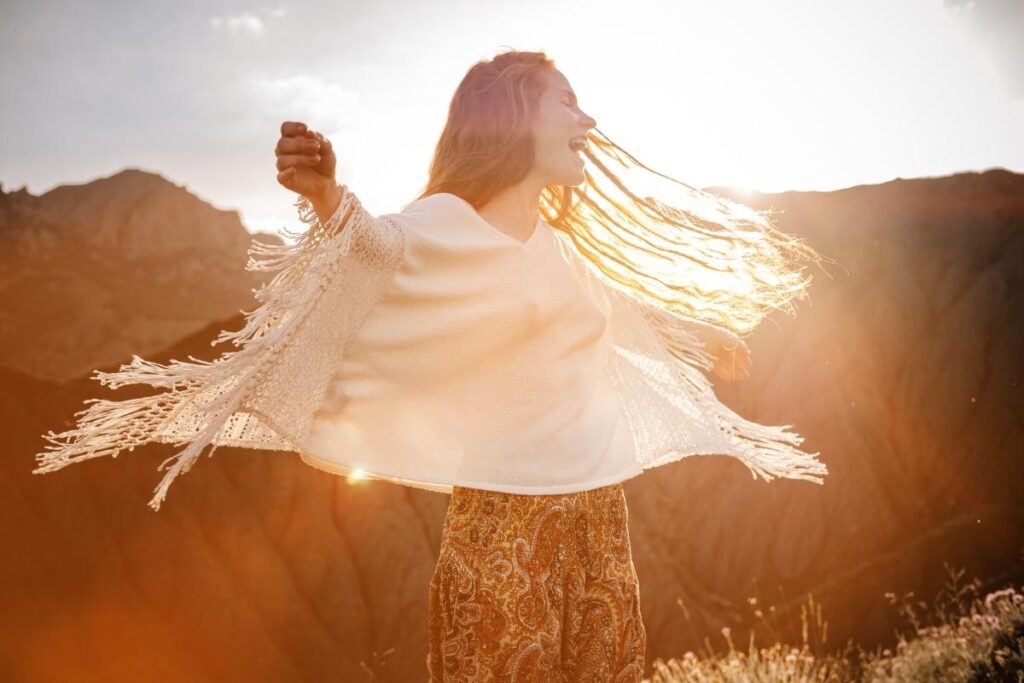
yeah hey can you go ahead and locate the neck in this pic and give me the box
[476,181,544,239]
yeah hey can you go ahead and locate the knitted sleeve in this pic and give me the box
[32,184,406,511]
[549,233,828,486]
[602,280,828,485]
[631,302,739,374]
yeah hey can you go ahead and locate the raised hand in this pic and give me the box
[275,121,339,208]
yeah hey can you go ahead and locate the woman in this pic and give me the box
[35,49,829,681]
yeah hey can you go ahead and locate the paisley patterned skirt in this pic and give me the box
[427,482,646,682]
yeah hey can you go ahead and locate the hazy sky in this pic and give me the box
[2,0,1021,235]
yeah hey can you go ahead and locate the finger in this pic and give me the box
[301,131,332,160]
[276,152,321,171]
[316,134,332,155]
[280,121,308,137]
[276,135,321,155]
[310,130,331,146]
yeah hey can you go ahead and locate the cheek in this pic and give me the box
[534,134,562,165]
[534,109,569,154]
[535,117,575,170]
[537,126,569,159]
[539,141,569,169]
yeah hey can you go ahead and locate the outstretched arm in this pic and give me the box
[33,122,406,511]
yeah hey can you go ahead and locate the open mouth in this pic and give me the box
[568,137,587,164]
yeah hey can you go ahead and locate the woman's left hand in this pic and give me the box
[702,328,752,382]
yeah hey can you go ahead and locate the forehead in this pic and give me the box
[544,69,575,96]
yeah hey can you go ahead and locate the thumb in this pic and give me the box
[278,168,296,187]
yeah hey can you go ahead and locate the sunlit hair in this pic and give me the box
[419,48,832,335]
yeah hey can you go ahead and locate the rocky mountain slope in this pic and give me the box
[0,169,281,383]
[3,168,1022,682]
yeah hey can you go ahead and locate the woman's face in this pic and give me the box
[531,69,597,187]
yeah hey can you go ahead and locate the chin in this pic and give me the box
[555,166,586,187]
[540,157,586,187]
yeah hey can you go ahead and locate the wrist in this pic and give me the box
[311,184,342,223]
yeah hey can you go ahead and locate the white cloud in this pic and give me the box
[209,13,265,36]
[246,73,368,133]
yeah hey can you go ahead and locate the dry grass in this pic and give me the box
[643,563,1024,682]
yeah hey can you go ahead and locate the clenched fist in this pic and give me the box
[275,121,340,214]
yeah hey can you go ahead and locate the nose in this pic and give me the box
[580,110,597,131]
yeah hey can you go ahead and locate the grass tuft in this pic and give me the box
[645,562,1024,682]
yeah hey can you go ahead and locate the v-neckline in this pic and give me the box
[441,193,544,248]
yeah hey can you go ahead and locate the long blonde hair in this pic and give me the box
[420,48,830,335]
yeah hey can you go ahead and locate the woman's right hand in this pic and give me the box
[275,121,338,205]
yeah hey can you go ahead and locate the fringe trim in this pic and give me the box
[635,296,828,485]
[33,187,366,511]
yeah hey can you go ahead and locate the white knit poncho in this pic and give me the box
[300,191,644,494]
[33,184,828,510]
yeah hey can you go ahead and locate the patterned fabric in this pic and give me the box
[427,482,646,682]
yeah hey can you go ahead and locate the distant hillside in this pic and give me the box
[0,168,283,383]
